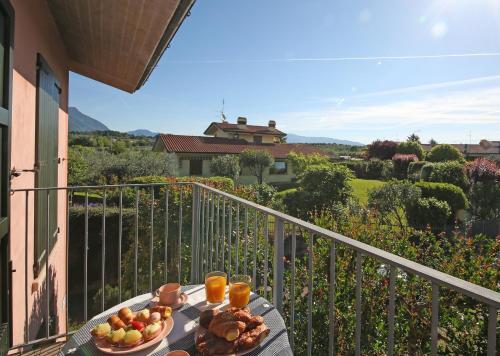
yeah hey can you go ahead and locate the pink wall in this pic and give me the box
[9,0,69,347]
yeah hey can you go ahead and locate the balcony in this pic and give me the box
[8,182,500,355]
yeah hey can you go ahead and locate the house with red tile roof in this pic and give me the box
[153,117,327,184]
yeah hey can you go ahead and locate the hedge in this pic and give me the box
[421,163,434,181]
[396,141,424,160]
[406,197,451,231]
[426,144,464,162]
[339,160,392,180]
[414,181,468,220]
[408,161,426,181]
[425,161,469,191]
[392,154,418,179]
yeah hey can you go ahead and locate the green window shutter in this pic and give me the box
[34,55,60,276]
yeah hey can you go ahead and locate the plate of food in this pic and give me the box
[90,305,174,354]
[195,307,270,356]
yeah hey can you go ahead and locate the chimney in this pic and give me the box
[268,120,276,128]
[237,117,247,125]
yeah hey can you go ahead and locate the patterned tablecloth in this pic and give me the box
[60,285,292,356]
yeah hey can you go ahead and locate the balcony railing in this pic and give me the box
[9,182,500,355]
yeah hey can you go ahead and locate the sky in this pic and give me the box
[69,0,500,144]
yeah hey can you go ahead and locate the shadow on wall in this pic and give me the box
[28,265,59,342]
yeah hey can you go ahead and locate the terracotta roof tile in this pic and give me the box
[158,134,327,159]
[203,122,286,136]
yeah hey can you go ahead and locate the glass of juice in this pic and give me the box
[229,275,251,308]
[205,271,227,304]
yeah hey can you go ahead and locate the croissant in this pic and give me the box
[208,318,246,341]
[107,315,126,330]
[238,323,270,350]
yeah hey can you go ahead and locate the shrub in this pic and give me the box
[396,141,424,160]
[239,149,274,184]
[242,183,278,207]
[287,152,330,176]
[421,163,434,181]
[284,164,353,219]
[407,161,426,181]
[367,140,398,160]
[466,158,499,183]
[209,155,240,181]
[414,181,468,220]
[392,154,418,179]
[469,181,500,220]
[426,144,464,162]
[406,197,451,231]
[426,161,469,191]
[340,160,392,180]
[368,180,421,229]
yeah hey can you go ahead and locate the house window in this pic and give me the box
[189,159,203,175]
[270,161,287,175]
[34,55,61,276]
[254,135,262,144]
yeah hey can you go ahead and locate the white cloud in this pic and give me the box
[278,86,500,133]
[431,21,448,38]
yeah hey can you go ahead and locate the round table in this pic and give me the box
[60,285,292,355]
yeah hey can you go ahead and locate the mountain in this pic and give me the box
[69,107,109,132]
[286,133,364,146]
[127,129,159,137]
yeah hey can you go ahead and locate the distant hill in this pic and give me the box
[286,133,364,146]
[69,107,109,132]
[127,129,159,137]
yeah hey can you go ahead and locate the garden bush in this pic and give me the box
[367,140,398,160]
[426,161,469,191]
[414,181,468,220]
[392,153,418,179]
[209,155,240,181]
[469,181,500,220]
[421,163,434,181]
[426,144,464,162]
[287,152,330,176]
[407,161,426,181]
[340,159,392,180]
[396,141,424,160]
[406,197,451,231]
[466,157,499,183]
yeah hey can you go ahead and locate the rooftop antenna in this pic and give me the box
[220,98,227,123]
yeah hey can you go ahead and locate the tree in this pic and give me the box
[407,133,421,143]
[287,151,330,176]
[209,155,240,181]
[239,149,274,184]
[367,140,398,160]
[396,141,424,160]
[429,138,438,147]
[426,144,464,163]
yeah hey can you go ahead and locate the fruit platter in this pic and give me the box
[195,307,270,355]
[90,305,174,354]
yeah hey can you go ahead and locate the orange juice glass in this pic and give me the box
[205,271,227,304]
[229,275,251,308]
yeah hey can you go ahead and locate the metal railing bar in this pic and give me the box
[84,191,89,321]
[149,186,154,292]
[263,214,269,300]
[118,188,123,302]
[45,190,50,339]
[221,197,226,272]
[235,204,240,276]
[328,241,336,356]
[24,191,29,343]
[431,283,439,356]
[355,252,363,356]
[101,190,106,312]
[388,266,396,356]
[210,192,215,270]
[487,306,497,356]
[307,231,314,356]
[193,183,500,307]
[164,188,169,283]
[205,191,210,274]
[178,187,183,283]
[290,224,296,352]
[134,188,139,296]
[201,190,205,275]
[65,190,70,335]
[216,195,220,270]
[252,209,257,290]
[10,182,192,193]
[228,201,233,279]
[243,207,248,276]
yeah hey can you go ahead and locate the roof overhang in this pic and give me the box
[48,0,195,93]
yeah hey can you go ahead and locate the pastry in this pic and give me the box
[91,323,111,338]
[118,307,134,324]
[199,309,220,329]
[107,315,126,330]
[238,324,270,350]
[142,322,162,341]
[107,328,126,345]
[208,318,246,342]
[123,329,143,347]
[135,309,150,322]
[149,312,161,324]
[196,331,238,355]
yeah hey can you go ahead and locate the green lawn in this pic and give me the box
[351,178,385,205]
